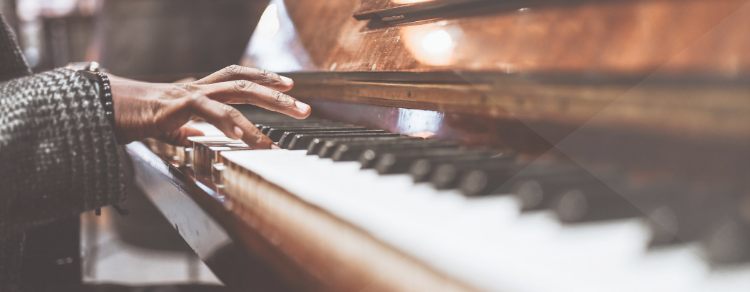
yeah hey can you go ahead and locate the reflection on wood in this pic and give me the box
[243,0,750,76]
[285,72,750,141]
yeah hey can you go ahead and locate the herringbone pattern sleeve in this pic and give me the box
[0,13,32,81]
[0,68,126,235]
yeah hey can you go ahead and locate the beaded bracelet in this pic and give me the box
[78,70,120,142]
[96,72,115,126]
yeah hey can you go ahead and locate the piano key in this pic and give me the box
[219,151,648,292]
[512,176,603,211]
[333,140,457,162]
[188,136,241,174]
[286,132,400,150]
[266,126,365,141]
[191,115,742,291]
[702,195,750,265]
[192,141,251,176]
[430,158,521,190]
[185,121,224,136]
[411,152,514,183]
[375,149,494,175]
[554,184,682,223]
[259,123,335,135]
[704,216,750,265]
[219,150,749,292]
[310,136,424,157]
[279,129,387,148]
[648,190,740,247]
[360,146,469,170]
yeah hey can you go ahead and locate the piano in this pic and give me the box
[126,0,750,291]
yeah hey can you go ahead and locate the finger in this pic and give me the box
[159,125,204,147]
[185,94,277,149]
[193,65,294,92]
[173,77,198,84]
[198,80,311,119]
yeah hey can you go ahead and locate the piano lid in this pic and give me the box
[240,0,750,78]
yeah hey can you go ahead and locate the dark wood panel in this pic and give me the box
[285,72,750,142]
[353,0,489,21]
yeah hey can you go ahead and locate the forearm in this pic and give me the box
[0,68,125,235]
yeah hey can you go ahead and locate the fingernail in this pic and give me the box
[271,144,281,150]
[295,101,310,113]
[280,75,293,85]
[233,126,243,139]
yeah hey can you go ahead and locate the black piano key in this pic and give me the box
[278,129,384,148]
[334,140,456,162]
[648,189,740,247]
[412,152,514,183]
[287,132,400,150]
[310,136,424,157]
[359,146,461,169]
[375,149,495,175]
[267,126,364,142]
[258,122,337,135]
[554,185,634,223]
[253,118,310,126]
[512,175,602,211]
[431,159,520,190]
[554,184,681,223]
[704,209,750,265]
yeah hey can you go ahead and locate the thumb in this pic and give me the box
[159,125,205,147]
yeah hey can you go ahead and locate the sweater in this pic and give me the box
[0,12,125,291]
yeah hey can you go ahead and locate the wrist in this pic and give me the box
[78,70,124,143]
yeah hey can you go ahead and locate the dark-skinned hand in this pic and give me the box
[109,65,310,149]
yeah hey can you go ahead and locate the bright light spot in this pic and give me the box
[421,30,452,54]
[257,4,280,39]
[397,108,444,135]
[409,131,436,139]
[392,0,433,3]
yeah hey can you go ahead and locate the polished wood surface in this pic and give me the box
[284,72,750,140]
[243,0,750,76]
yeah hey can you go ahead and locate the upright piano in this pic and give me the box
[128,0,750,291]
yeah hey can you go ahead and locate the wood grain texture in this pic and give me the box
[243,0,750,77]
[222,159,481,292]
[284,72,750,142]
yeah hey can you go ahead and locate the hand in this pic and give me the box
[109,65,311,149]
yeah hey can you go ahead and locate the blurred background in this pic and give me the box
[0,0,268,288]
[1,0,267,78]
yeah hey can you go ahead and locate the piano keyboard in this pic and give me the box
[162,108,750,292]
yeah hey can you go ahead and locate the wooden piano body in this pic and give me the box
[128,0,750,291]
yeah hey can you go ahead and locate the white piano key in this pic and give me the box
[220,149,736,292]
[186,121,225,136]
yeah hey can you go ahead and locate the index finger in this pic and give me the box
[193,65,294,92]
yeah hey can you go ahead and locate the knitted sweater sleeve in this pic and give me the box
[0,13,32,81]
[0,68,126,236]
